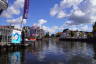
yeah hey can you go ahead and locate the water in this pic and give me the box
[0,39,96,64]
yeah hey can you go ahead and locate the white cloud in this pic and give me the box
[38,19,48,26]
[42,26,59,34]
[33,19,60,33]
[50,4,60,16]
[79,24,89,31]
[73,9,85,16]
[63,20,74,26]
[50,0,96,24]
[90,0,96,6]
[69,25,78,31]
[1,7,20,18]
[57,10,68,18]
[33,19,48,28]
[7,16,27,24]
[62,23,92,32]
[50,0,96,32]
[60,0,83,8]
[0,0,28,30]
[14,24,21,29]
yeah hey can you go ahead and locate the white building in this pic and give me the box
[0,26,22,46]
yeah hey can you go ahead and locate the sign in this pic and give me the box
[11,30,22,44]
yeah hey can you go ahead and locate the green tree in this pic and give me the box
[93,22,96,32]
[70,31,75,37]
[87,32,93,38]
[51,34,55,37]
[56,32,62,37]
[79,32,84,37]
[45,32,50,37]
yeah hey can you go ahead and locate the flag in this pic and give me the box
[23,0,29,19]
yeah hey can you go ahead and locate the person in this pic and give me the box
[21,30,25,44]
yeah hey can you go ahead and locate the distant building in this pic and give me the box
[60,29,71,38]
[60,29,87,39]
[38,29,45,39]
[0,0,8,14]
[30,26,45,39]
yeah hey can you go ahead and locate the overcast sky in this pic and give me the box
[0,0,96,33]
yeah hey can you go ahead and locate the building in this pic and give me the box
[60,29,87,39]
[37,29,45,39]
[29,26,45,40]
[0,26,22,46]
[0,26,14,46]
[60,29,71,39]
[0,0,8,14]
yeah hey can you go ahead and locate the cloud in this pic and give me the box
[7,16,27,24]
[1,0,24,18]
[42,26,59,33]
[14,24,21,29]
[50,0,96,32]
[1,0,27,26]
[70,24,92,32]
[62,23,92,32]
[33,19,59,34]
[58,20,93,32]
[50,4,60,16]
[33,19,48,27]
[50,0,96,24]
[57,10,68,18]
[38,19,48,26]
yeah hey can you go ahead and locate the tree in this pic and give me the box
[45,32,50,37]
[93,22,96,32]
[93,22,96,38]
[56,32,62,37]
[87,32,93,38]
[51,34,55,37]
[63,29,68,32]
[79,32,84,37]
[70,31,75,37]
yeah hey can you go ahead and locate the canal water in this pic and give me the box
[0,39,96,64]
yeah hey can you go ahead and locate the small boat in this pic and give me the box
[29,38,36,41]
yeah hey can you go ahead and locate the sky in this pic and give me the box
[0,0,96,33]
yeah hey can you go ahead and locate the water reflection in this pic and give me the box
[8,52,21,64]
[0,53,8,64]
[0,39,96,64]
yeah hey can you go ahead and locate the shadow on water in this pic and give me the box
[0,39,96,64]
